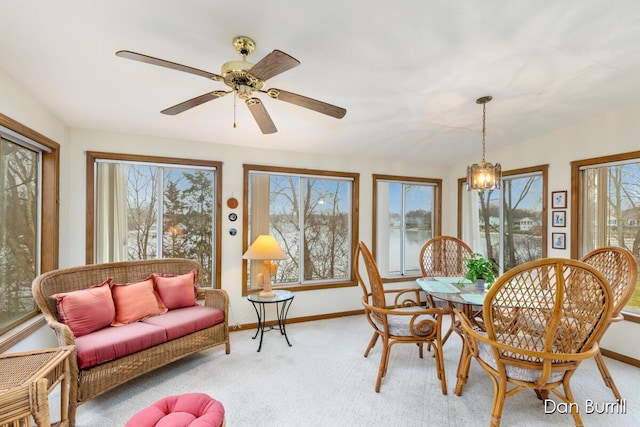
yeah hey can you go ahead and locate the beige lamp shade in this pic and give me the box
[242,235,287,260]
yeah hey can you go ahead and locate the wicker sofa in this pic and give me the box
[32,258,230,426]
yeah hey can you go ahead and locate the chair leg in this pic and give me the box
[455,342,472,396]
[375,339,391,393]
[489,376,507,427]
[561,372,584,427]
[433,342,448,395]
[364,332,379,357]
[594,350,622,400]
[440,302,457,345]
[425,294,436,352]
[534,389,549,400]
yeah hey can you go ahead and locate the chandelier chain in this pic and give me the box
[481,102,486,162]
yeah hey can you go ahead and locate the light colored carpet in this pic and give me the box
[71,314,639,426]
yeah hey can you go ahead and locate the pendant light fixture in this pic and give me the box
[467,95,501,191]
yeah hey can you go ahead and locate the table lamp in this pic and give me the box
[243,235,287,297]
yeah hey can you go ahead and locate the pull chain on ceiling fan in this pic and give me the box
[116,36,346,134]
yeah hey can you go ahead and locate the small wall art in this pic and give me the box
[552,210,566,227]
[552,190,567,209]
[552,232,566,249]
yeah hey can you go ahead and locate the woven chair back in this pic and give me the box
[357,242,387,315]
[353,244,370,300]
[484,258,613,358]
[581,246,638,318]
[419,236,473,278]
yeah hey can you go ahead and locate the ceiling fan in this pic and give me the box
[116,36,346,134]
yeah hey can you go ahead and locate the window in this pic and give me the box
[87,152,222,287]
[459,165,547,272]
[0,113,59,337]
[572,151,640,319]
[373,175,441,279]
[244,165,358,293]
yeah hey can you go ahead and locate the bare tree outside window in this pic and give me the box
[579,160,640,313]
[475,171,544,272]
[90,154,219,287]
[245,166,358,292]
[268,175,350,282]
[0,139,38,331]
[127,165,158,260]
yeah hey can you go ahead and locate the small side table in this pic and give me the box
[247,290,295,352]
[0,345,75,426]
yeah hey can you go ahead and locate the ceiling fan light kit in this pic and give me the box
[116,35,346,134]
[467,95,502,191]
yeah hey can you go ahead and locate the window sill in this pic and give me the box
[243,280,357,296]
[0,315,46,353]
[382,275,421,284]
[622,311,640,324]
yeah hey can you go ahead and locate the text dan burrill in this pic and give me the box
[544,399,627,415]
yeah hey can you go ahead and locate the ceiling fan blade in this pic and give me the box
[266,88,346,119]
[248,50,300,81]
[116,50,223,81]
[161,91,229,115]
[245,98,277,134]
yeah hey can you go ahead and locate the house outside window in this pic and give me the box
[460,165,547,273]
[572,152,640,317]
[87,152,221,287]
[244,165,358,293]
[373,175,441,279]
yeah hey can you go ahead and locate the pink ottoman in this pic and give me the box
[125,393,225,427]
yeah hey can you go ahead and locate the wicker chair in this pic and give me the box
[0,378,50,427]
[419,235,475,343]
[581,246,638,400]
[354,241,447,394]
[419,235,473,279]
[354,244,424,361]
[455,258,613,427]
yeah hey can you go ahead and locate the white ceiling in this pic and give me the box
[2,1,640,165]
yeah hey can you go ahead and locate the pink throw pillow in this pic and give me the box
[50,278,115,337]
[111,278,168,326]
[151,269,198,310]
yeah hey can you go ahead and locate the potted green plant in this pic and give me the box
[463,253,499,290]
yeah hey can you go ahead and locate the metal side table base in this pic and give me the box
[247,290,295,352]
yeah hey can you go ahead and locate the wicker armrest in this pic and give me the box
[37,308,76,347]
[45,318,77,347]
[198,288,229,311]
[390,288,423,307]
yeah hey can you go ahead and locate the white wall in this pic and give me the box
[1,65,638,359]
[62,128,449,328]
[0,68,68,144]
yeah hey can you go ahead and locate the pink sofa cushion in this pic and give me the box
[75,322,167,369]
[151,269,198,310]
[50,278,115,337]
[125,393,225,427]
[111,278,168,326]
[142,306,225,341]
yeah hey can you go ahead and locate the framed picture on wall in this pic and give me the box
[552,232,566,249]
[552,210,566,227]
[552,190,567,209]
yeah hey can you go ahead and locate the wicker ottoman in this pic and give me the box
[125,393,225,427]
